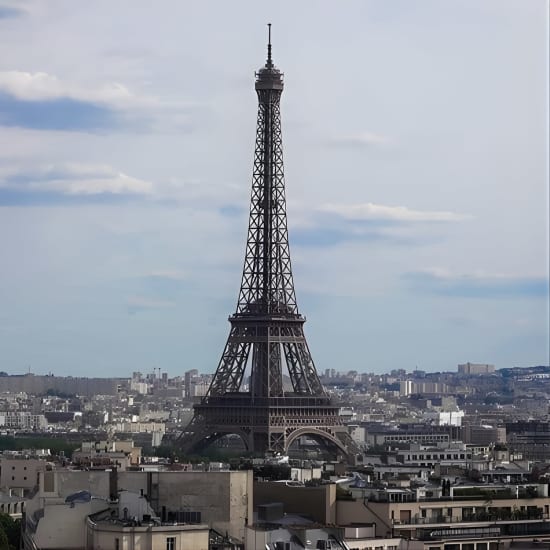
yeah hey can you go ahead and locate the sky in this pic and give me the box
[0,0,548,378]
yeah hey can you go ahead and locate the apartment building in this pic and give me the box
[337,482,550,550]
[22,468,252,548]
[0,411,47,430]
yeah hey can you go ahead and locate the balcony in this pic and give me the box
[415,519,550,541]
[393,508,547,527]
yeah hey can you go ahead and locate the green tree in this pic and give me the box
[0,513,21,550]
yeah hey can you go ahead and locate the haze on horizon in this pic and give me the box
[0,0,548,377]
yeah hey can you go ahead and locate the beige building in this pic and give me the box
[336,483,550,550]
[22,468,252,548]
[0,455,46,494]
[72,440,142,471]
[87,518,209,550]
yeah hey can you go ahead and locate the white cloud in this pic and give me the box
[0,70,150,108]
[35,173,153,195]
[319,202,470,222]
[0,163,153,195]
[412,267,547,282]
[0,71,197,120]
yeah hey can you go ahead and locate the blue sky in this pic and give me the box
[0,0,548,377]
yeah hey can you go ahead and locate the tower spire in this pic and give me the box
[267,23,273,68]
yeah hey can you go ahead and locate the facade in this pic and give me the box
[400,381,450,396]
[0,374,125,396]
[365,426,455,447]
[462,425,506,445]
[458,363,495,375]
[396,443,473,468]
[88,519,209,550]
[0,411,47,430]
[0,455,46,494]
[337,483,550,550]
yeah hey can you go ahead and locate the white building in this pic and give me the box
[0,411,47,430]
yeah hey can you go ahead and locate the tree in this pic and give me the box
[0,527,9,550]
[0,513,21,550]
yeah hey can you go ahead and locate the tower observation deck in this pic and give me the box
[177,27,356,459]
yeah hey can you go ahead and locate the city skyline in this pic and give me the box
[0,1,548,377]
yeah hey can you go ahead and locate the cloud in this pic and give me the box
[292,224,411,247]
[286,200,470,248]
[0,163,153,204]
[0,71,150,109]
[0,71,193,131]
[319,202,470,222]
[404,268,550,299]
[0,161,249,209]
[329,132,391,147]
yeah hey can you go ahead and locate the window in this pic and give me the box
[166,537,176,550]
[115,538,120,550]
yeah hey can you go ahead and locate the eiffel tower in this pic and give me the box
[178,27,354,458]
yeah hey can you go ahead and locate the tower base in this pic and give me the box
[177,394,358,459]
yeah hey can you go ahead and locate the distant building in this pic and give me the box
[463,424,506,445]
[72,440,142,471]
[424,410,465,427]
[0,411,47,430]
[399,380,449,396]
[458,362,495,375]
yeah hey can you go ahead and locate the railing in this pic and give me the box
[416,521,550,541]
[393,510,547,526]
[199,395,334,408]
[416,493,543,502]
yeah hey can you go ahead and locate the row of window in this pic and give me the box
[115,537,176,550]
[406,454,471,460]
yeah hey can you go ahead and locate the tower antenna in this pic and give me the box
[267,23,272,67]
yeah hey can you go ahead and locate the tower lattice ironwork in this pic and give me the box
[178,27,355,458]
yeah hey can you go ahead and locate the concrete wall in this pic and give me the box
[254,481,336,524]
[0,457,45,491]
[336,499,392,537]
